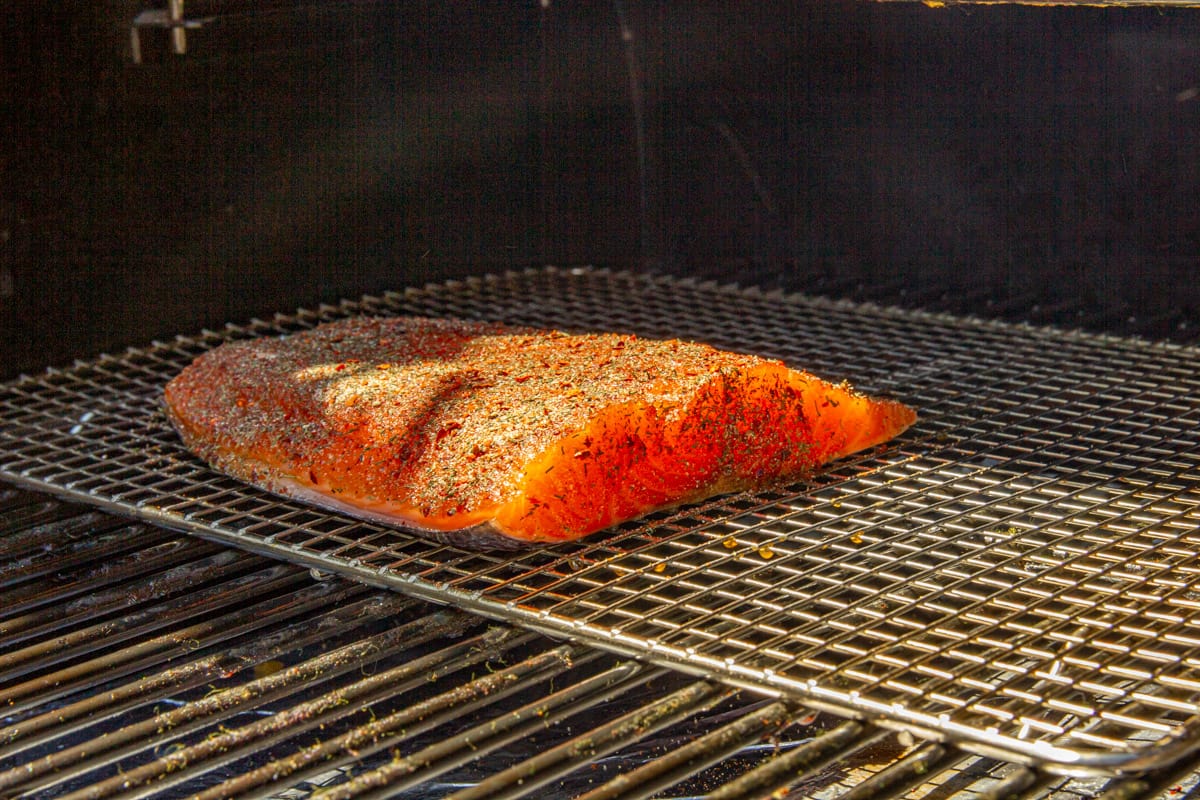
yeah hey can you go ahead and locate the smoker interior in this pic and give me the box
[6,1,1200,379]
[6,1,1200,798]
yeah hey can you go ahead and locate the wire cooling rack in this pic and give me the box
[4,267,1200,774]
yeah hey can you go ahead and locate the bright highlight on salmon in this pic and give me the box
[163,317,916,549]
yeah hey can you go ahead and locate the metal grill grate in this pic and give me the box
[3,267,1200,772]
[8,489,1200,799]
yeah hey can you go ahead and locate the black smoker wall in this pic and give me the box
[3,1,1198,378]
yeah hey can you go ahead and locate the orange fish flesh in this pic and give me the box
[163,317,916,548]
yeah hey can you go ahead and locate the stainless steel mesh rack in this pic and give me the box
[3,267,1200,774]
[5,489,1200,799]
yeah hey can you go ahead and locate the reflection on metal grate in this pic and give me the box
[5,490,1200,799]
[3,267,1200,772]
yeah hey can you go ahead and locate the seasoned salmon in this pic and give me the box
[163,317,916,548]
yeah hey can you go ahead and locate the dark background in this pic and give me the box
[3,1,1198,378]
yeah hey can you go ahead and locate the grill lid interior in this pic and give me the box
[3,266,1200,772]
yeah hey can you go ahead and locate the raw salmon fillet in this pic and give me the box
[163,317,916,548]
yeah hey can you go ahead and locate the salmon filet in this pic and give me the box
[163,317,916,548]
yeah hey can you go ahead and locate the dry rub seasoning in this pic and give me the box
[164,316,916,549]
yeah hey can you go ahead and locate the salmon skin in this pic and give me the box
[163,317,916,549]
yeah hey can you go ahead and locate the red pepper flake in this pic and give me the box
[514,375,532,383]
[335,363,347,372]
[435,421,462,442]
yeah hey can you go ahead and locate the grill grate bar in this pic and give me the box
[706,719,883,800]
[51,626,541,800]
[573,698,796,800]
[0,583,389,794]
[975,767,1041,800]
[2,542,261,647]
[834,741,954,800]
[2,607,470,797]
[1098,748,1200,799]
[0,512,156,585]
[0,565,339,709]
[442,679,731,800]
[3,531,223,609]
[0,594,416,768]
[218,656,645,800]
[0,492,93,548]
